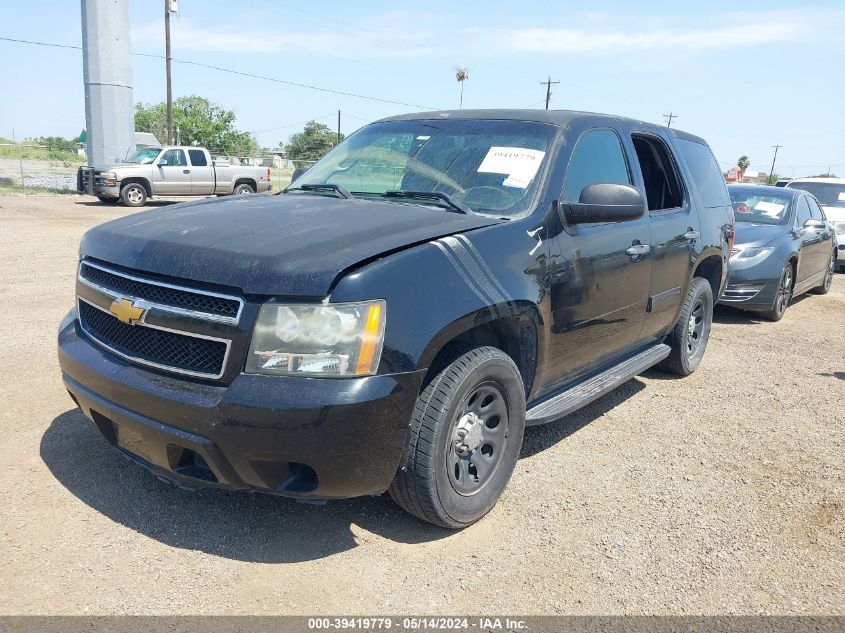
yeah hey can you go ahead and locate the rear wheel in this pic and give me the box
[761,262,794,321]
[657,277,713,376]
[389,347,525,529]
[120,183,147,208]
[233,183,255,195]
[810,251,835,295]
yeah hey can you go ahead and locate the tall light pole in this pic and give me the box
[769,145,782,183]
[164,0,177,145]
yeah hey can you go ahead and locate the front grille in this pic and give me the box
[78,300,228,378]
[79,261,241,320]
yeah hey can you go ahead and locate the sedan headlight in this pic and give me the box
[834,221,845,237]
[246,300,386,377]
[730,246,774,264]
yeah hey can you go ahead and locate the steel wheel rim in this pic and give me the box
[777,265,793,315]
[237,187,250,195]
[446,381,509,496]
[127,187,143,204]
[685,299,706,356]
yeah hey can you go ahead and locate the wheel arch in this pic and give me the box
[417,302,544,397]
[233,177,257,191]
[120,177,151,197]
[691,251,724,300]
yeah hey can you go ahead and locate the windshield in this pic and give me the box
[290,119,558,216]
[786,182,845,208]
[728,187,792,225]
[125,147,161,164]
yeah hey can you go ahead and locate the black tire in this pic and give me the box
[97,196,119,204]
[120,183,147,208]
[656,277,713,376]
[810,251,835,295]
[761,261,794,321]
[389,346,526,529]
[233,183,255,195]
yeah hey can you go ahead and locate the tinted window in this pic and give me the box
[562,129,631,202]
[796,196,812,226]
[806,196,826,220]
[632,134,684,211]
[160,149,186,166]
[188,149,207,166]
[786,182,845,208]
[676,138,730,208]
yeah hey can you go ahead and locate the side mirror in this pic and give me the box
[563,183,645,224]
[290,166,310,184]
[803,218,825,230]
[158,159,168,166]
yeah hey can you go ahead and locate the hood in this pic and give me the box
[732,222,786,247]
[80,194,503,296]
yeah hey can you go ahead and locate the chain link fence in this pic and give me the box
[0,144,84,193]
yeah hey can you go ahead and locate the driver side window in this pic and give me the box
[795,196,812,226]
[160,149,186,166]
[561,129,631,203]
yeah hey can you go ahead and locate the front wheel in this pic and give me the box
[810,251,835,295]
[389,347,526,529]
[761,262,794,321]
[233,183,255,195]
[657,277,714,376]
[120,183,147,208]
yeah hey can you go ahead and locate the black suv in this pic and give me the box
[58,110,733,528]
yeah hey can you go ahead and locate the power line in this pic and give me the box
[0,36,438,110]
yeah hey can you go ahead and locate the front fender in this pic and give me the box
[329,220,551,378]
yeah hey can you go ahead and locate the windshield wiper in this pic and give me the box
[284,183,353,199]
[382,190,470,214]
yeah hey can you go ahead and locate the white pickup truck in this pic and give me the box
[77,146,272,207]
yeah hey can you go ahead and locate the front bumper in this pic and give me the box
[719,266,780,311]
[58,310,425,499]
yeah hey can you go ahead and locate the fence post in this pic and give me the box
[13,128,25,190]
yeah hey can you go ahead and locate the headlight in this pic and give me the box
[103,171,117,185]
[834,221,845,237]
[246,300,386,377]
[730,246,774,264]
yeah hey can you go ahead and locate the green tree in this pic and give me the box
[135,95,259,155]
[737,155,750,172]
[811,172,837,178]
[767,173,780,184]
[285,121,344,162]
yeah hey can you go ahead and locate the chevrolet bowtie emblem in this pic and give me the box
[109,298,145,325]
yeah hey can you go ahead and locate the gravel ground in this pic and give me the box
[0,194,842,615]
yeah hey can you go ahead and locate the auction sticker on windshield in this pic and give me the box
[478,147,545,188]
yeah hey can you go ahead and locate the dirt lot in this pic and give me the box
[0,194,842,615]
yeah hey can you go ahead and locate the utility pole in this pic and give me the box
[541,77,560,110]
[663,112,677,127]
[769,145,782,183]
[337,110,341,145]
[165,0,175,145]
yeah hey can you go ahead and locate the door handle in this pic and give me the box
[683,229,700,241]
[182,169,191,174]
[626,244,651,257]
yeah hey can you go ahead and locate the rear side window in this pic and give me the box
[188,149,208,166]
[562,129,631,202]
[676,138,730,208]
[806,197,826,220]
[631,134,684,211]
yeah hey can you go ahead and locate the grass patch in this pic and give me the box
[0,184,78,196]
[0,146,81,162]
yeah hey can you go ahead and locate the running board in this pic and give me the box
[525,343,671,426]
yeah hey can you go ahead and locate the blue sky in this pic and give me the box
[3,0,844,177]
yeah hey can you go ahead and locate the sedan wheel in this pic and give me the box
[762,262,793,321]
[811,252,835,295]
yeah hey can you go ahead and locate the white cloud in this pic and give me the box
[499,14,813,54]
[132,16,435,59]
